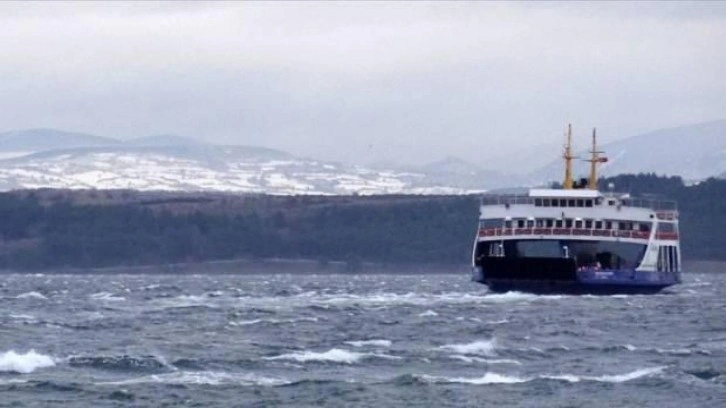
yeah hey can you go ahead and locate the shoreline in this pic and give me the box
[0,258,721,275]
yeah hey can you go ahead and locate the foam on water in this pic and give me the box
[264,348,399,364]
[0,350,55,374]
[438,339,497,356]
[345,340,392,348]
[544,366,667,383]
[449,355,521,365]
[423,366,666,385]
[421,373,527,384]
[90,292,126,302]
[229,317,319,327]
[16,292,47,300]
[418,310,438,317]
[482,292,564,303]
[99,371,289,386]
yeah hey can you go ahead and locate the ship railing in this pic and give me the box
[480,194,534,206]
[620,197,677,211]
[479,194,677,211]
[476,227,672,240]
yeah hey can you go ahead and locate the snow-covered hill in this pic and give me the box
[1,120,722,194]
[0,145,478,194]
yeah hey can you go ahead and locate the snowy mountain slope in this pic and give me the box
[0,145,477,194]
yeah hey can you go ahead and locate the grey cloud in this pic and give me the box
[0,2,724,168]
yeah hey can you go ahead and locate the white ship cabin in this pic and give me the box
[475,189,680,273]
[473,125,681,274]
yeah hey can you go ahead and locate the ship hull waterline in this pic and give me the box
[472,264,679,295]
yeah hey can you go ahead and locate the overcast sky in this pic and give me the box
[1,1,724,167]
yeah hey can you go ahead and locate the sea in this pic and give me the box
[0,272,724,407]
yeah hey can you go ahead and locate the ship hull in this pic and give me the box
[483,280,670,295]
[472,265,679,295]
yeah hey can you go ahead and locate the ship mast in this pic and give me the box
[563,124,574,189]
[586,128,607,190]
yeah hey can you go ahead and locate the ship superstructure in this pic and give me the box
[471,126,681,294]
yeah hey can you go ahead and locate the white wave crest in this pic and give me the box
[228,317,318,327]
[264,349,364,364]
[422,366,665,386]
[438,339,497,356]
[264,348,398,364]
[418,310,438,317]
[345,340,392,348]
[486,318,509,325]
[90,292,126,302]
[99,371,288,386]
[449,355,521,365]
[16,292,47,300]
[483,292,564,302]
[229,319,264,326]
[544,366,667,383]
[422,373,527,384]
[0,350,55,374]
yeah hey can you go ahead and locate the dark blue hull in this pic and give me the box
[473,266,679,295]
[484,280,670,295]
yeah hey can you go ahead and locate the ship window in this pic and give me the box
[585,200,593,207]
[555,220,563,228]
[526,219,535,228]
[504,220,512,228]
[559,199,567,207]
[565,219,573,228]
[543,199,551,207]
[574,220,583,228]
[577,199,584,207]
[596,198,603,205]
[568,199,576,207]
[546,219,554,228]
[517,219,525,228]
[535,219,545,227]
[481,218,505,229]
[618,222,630,231]
[585,220,592,228]
[657,222,676,233]
[605,221,613,229]
[594,221,602,229]
[535,198,542,207]
[639,223,651,232]
[608,200,616,206]
[516,240,563,258]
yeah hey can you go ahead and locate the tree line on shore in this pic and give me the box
[0,173,722,270]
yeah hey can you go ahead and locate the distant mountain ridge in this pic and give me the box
[0,120,723,194]
[0,129,121,151]
[126,134,207,147]
[529,119,726,183]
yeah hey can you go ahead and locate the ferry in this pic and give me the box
[471,125,681,294]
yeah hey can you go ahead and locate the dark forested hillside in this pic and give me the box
[0,175,724,271]
[0,191,479,270]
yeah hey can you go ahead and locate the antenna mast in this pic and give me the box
[563,124,574,189]
[586,128,607,190]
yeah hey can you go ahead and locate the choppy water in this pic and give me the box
[0,272,724,407]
